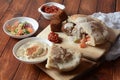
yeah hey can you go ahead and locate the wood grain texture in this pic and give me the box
[97,0,116,12]
[11,0,49,80]
[36,25,120,80]
[23,0,41,19]
[82,0,118,80]
[37,26,120,61]
[47,0,63,3]
[13,63,40,80]
[0,0,39,80]
[79,0,97,15]
[116,0,120,11]
[0,38,20,80]
[0,0,30,56]
[0,0,120,80]
[0,0,13,19]
[36,58,96,80]
[38,69,53,80]
[23,0,44,36]
[113,58,120,80]
[82,61,114,80]
[63,0,81,15]
[37,0,64,80]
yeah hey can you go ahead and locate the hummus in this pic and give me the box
[16,40,48,61]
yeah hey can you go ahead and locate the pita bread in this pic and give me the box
[62,14,109,46]
[46,45,81,71]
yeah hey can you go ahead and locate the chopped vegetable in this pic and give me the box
[80,42,87,48]
[42,5,59,13]
[27,27,34,33]
[48,31,61,43]
[86,35,90,41]
[6,21,34,36]
[80,38,87,43]
[79,34,90,48]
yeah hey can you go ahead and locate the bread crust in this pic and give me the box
[46,45,81,71]
[62,14,110,46]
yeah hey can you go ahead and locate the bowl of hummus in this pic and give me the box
[13,37,53,64]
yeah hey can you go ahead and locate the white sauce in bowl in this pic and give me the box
[16,40,48,61]
[13,37,53,64]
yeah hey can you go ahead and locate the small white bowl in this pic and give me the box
[3,17,39,39]
[38,2,65,20]
[13,37,53,64]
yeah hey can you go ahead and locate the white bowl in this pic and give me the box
[38,2,65,20]
[3,17,39,39]
[13,37,53,64]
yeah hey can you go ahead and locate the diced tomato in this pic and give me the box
[80,38,87,43]
[80,37,87,48]
[17,30,23,35]
[85,35,90,41]
[42,5,59,13]
[86,37,90,41]
[48,32,61,43]
[27,27,34,33]
[80,42,87,48]
[79,34,90,48]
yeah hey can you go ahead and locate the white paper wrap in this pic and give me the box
[91,12,120,61]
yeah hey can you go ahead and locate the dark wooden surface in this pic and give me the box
[0,0,120,80]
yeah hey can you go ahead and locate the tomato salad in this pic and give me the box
[41,5,60,14]
[6,21,34,36]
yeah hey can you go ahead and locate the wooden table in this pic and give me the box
[0,0,120,80]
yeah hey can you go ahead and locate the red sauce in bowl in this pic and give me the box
[42,5,60,13]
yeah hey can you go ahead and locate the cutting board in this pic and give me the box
[36,25,120,80]
[37,25,120,60]
[36,58,97,80]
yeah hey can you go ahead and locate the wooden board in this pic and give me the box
[37,25,120,60]
[36,25,120,80]
[36,58,97,80]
